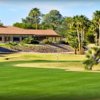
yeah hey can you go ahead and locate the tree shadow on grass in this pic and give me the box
[11,60,82,63]
[0,94,99,100]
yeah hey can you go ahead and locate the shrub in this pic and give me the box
[31,40,39,44]
[8,42,18,46]
[58,40,69,44]
[22,37,33,44]
[83,47,100,70]
[41,39,52,44]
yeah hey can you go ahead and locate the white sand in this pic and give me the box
[15,63,100,72]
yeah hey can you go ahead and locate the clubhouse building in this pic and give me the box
[0,26,60,42]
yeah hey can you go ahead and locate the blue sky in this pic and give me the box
[0,0,100,25]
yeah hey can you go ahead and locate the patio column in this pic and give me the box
[19,36,22,42]
[55,37,56,42]
[10,36,13,42]
[2,36,5,42]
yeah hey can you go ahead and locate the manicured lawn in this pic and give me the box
[0,57,100,100]
[0,53,85,62]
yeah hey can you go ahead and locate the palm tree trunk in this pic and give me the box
[81,29,85,54]
[75,49,77,54]
[77,29,81,54]
[89,64,93,70]
[81,30,82,42]
[81,31,83,54]
[95,33,98,46]
[35,16,38,30]
[82,29,85,41]
[99,24,100,46]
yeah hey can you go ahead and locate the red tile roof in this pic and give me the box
[0,26,59,36]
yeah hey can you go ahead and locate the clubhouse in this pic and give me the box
[0,26,60,42]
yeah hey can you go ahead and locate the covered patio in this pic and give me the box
[0,26,61,43]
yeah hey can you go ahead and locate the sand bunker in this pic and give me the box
[15,63,100,72]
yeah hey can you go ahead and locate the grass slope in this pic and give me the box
[0,59,100,100]
[0,53,85,62]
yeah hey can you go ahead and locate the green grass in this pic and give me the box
[0,58,100,100]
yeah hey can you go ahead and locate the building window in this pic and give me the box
[13,37,20,41]
[0,37,2,41]
[22,37,27,40]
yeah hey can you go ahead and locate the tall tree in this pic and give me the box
[64,17,74,36]
[92,10,100,46]
[73,15,90,54]
[22,8,41,29]
[87,22,97,44]
[64,17,78,54]
[67,32,78,54]
[65,17,74,30]
[42,10,63,33]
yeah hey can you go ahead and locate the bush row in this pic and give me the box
[7,38,68,46]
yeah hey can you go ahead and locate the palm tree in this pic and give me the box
[73,16,83,54]
[88,22,98,45]
[65,17,79,54]
[65,17,74,29]
[83,47,100,70]
[67,32,78,54]
[81,16,90,42]
[92,10,100,46]
[73,15,90,54]
[28,8,41,29]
